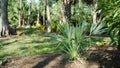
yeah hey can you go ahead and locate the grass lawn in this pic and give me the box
[0,28,60,58]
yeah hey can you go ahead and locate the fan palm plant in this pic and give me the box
[53,23,89,61]
[90,22,108,35]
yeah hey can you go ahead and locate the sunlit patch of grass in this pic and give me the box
[0,28,60,58]
[0,35,59,58]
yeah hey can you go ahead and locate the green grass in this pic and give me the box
[0,28,60,58]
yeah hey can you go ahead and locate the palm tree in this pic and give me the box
[36,0,40,24]
[61,0,72,23]
[93,0,98,24]
[18,0,22,27]
[43,0,51,32]
[46,0,51,33]
[26,0,32,28]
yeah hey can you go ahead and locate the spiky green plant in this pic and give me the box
[53,23,88,61]
[90,22,108,35]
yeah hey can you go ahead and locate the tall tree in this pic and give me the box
[26,0,32,28]
[18,0,22,27]
[0,0,13,37]
[46,0,51,32]
[43,0,47,26]
[61,0,72,23]
[42,0,51,32]
[93,0,98,24]
[36,0,40,24]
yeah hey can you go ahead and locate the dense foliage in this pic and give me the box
[98,0,120,49]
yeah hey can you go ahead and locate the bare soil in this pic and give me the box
[0,46,120,68]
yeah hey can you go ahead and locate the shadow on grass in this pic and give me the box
[31,38,51,43]
[88,49,120,68]
[33,44,59,51]
[17,28,40,35]
[16,28,53,38]
[19,47,29,50]
[17,37,60,55]
[0,40,17,48]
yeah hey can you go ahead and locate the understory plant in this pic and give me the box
[54,23,89,61]
[109,22,120,49]
[52,21,108,61]
[98,0,120,49]
[89,22,108,46]
[90,22,108,35]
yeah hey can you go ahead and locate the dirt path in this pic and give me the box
[1,53,64,68]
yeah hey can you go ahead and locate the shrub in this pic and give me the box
[36,23,46,32]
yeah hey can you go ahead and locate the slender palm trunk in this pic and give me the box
[61,0,72,23]
[37,1,40,24]
[43,0,46,26]
[61,4,66,23]
[27,0,32,28]
[43,9,46,26]
[46,0,51,32]
[18,0,22,27]
[93,0,98,24]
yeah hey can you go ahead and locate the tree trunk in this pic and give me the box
[27,0,32,28]
[0,0,13,37]
[61,4,66,23]
[18,0,22,27]
[46,0,51,33]
[43,9,46,26]
[43,0,46,26]
[61,0,72,23]
[93,0,98,24]
[37,1,40,24]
